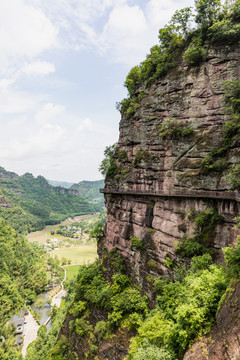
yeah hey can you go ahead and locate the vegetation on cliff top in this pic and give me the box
[117,0,240,118]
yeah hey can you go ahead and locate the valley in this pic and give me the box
[2,1,240,359]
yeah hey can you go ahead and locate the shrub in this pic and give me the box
[190,253,213,272]
[99,143,118,178]
[132,343,176,360]
[147,260,158,269]
[223,238,240,277]
[183,38,206,66]
[208,18,240,44]
[130,236,145,250]
[159,119,195,139]
[226,164,240,189]
[177,209,223,258]
[124,66,142,97]
[132,150,154,166]
[94,320,109,340]
[233,0,240,19]
[75,318,93,336]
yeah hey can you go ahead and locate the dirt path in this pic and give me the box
[21,312,39,358]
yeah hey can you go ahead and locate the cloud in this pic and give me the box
[21,61,56,76]
[77,118,94,132]
[99,4,150,65]
[0,124,66,160]
[35,103,66,124]
[146,0,194,29]
[0,0,58,74]
[0,85,35,114]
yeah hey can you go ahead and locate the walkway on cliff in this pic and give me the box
[100,188,240,202]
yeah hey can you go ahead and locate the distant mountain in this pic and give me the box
[0,166,101,233]
[47,179,74,188]
[71,179,105,208]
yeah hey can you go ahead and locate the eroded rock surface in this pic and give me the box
[102,45,240,285]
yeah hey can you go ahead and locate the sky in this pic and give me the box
[0,0,194,183]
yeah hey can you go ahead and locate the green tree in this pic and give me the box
[170,7,193,36]
[124,66,142,97]
[99,143,118,178]
[195,0,221,29]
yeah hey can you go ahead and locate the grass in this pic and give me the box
[52,245,97,265]
[64,265,82,281]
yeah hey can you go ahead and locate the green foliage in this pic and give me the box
[94,320,109,341]
[132,149,154,166]
[170,7,193,36]
[159,119,195,139]
[124,66,142,97]
[99,143,118,178]
[201,80,240,175]
[26,288,74,360]
[190,253,213,272]
[0,219,47,329]
[70,179,105,209]
[0,322,24,360]
[132,342,176,360]
[128,264,227,359]
[195,0,221,29]
[177,208,223,258]
[117,91,145,118]
[130,236,145,250]
[223,238,240,277]
[46,336,77,360]
[226,164,240,189]
[183,37,206,66]
[147,260,158,269]
[208,18,240,43]
[233,0,240,19]
[0,169,99,234]
[224,80,240,115]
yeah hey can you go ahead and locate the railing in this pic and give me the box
[100,188,240,202]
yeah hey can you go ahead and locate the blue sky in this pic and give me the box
[0,0,194,182]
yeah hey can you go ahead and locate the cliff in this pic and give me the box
[101,45,240,292]
[45,6,240,360]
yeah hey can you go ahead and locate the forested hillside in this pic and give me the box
[0,167,100,233]
[71,180,104,208]
[0,219,48,359]
[47,180,74,188]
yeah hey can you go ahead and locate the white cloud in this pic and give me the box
[100,4,150,65]
[0,85,35,114]
[146,0,194,29]
[21,61,56,76]
[35,103,66,124]
[77,118,93,132]
[0,0,58,73]
[0,124,66,159]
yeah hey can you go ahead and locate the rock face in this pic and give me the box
[101,45,240,288]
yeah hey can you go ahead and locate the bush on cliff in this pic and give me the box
[127,259,228,359]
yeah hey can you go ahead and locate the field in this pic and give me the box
[52,245,97,265]
[64,265,82,281]
[26,214,95,244]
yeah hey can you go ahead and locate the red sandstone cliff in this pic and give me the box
[101,46,240,292]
